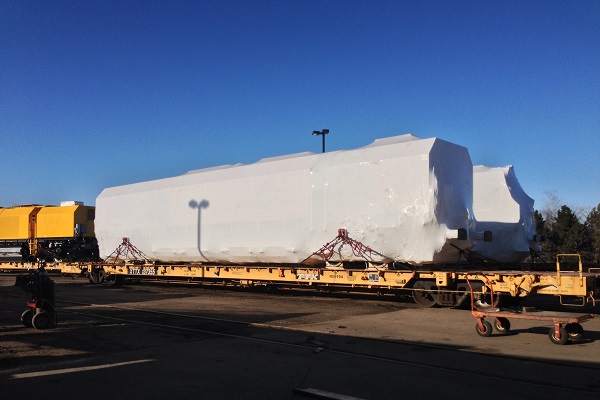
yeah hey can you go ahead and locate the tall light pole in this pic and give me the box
[312,129,329,153]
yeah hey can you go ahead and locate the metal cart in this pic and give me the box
[466,276,595,345]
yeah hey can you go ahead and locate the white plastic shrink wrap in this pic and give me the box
[96,134,479,265]
[471,165,540,262]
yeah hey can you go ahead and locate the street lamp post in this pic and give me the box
[312,129,329,153]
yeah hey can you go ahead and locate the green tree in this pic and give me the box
[585,203,600,263]
[548,205,590,257]
[533,210,550,253]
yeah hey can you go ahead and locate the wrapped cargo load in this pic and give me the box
[95,134,480,265]
[471,165,539,262]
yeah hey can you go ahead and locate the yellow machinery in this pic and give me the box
[0,206,40,259]
[37,204,95,239]
[0,203,97,261]
[0,205,39,240]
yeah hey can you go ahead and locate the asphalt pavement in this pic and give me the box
[1,276,599,399]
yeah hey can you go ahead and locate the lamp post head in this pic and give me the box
[312,129,330,153]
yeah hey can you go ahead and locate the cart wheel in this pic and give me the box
[565,323,584,340]
[32,311,52,330]
[475,320,493,337]
[494,317,511,334]
[21,309,33,328]
[548,327,568,345]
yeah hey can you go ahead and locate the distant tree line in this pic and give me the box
[534,199,600,264]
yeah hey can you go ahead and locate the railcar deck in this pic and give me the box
[1,254,599,308]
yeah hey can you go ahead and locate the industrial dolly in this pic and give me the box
[15,265,57,330]
[472,308,594,345]
[466,277,595,345]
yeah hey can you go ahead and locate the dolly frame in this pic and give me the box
[466,275,595,345]
[472,308,594,345]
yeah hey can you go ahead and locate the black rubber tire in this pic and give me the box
[475,320,493,337]
[21,309,33,328]
[494,317,511,334]
[565,323,584,340]
[548,327,569,345]
[32,311,52,330]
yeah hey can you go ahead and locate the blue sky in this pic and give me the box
[1,1,599,212]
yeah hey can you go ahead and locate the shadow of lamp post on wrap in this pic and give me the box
[189,199,210,261]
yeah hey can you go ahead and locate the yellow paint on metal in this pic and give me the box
[435,272,451,286]
[36,205,95,238]
[0,204,95,241]
[1,255,599,306]
[0,206,39,240]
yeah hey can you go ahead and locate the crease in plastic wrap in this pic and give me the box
[471,165,540,262]
[95,134,480,265]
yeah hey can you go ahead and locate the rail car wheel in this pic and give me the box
[548,327,569,345]
[21,309,33,328]
[106,274,124,287]
[565,323,584,340]
[412,281,436,307]
[494,317,511,334]
[453,287,470,308]
[88,269,106,284]
[32,311,52,330]
[475,320,493,337]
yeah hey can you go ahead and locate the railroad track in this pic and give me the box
[1,289,599,397]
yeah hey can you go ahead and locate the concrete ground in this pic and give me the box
[1,275,599,399]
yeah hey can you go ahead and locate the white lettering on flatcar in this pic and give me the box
[129,267,157,275]
[297,273,319,280]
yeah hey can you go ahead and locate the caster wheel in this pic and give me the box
[475,320,493,337]
[494,317,511,334]
[32,311,52,330]
[548,327,568,345]
[21,309,33,328]
[565,323,584,340]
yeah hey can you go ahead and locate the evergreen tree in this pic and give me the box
[533,210,549,253]
[548,205,590,257]
[585,204,600,263]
